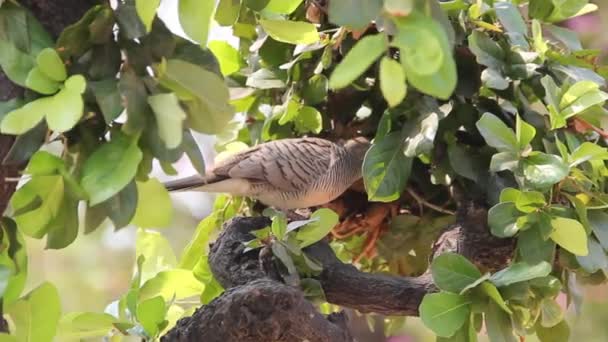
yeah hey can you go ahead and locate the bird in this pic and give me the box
[164,137,370,210]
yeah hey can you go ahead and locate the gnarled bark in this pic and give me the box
[162,202,515,340]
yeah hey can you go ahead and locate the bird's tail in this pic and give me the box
[163,175,209,192]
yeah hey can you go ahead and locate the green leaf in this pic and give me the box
[139,269,205,302]
[136,0,160,32]
[131,179,174,229]
[494,1,528,49]
[419,292,471,338]
[81,134,143,205]
[271,213,288,240]
[479,281,512,314]
[485,301,517,342]
[215,0,241,26]
[136,296,166,337]
[45,79,86,133]
[36,48,67,82]
[89,79,124,123]
[328,0,382,29]
[136,228,177,283]
[379,57,407,107]
[540,298,563,328]
[488,202,522,238]
[265,0,303,14]
[294,106,322,134]
[103,180,138,230]
[490,152,519,172]
[10,175,64,238]
[208,41,242,76]
[588,211,608,250]
[7,282,61,342]
[549,217,588,256]
[393,12,457,99]
[489,261,552,287]
[179,213,218,269]
[259,20,319,45]
[431,253,482,293]
[521,153,569,189]
[115,1,147,39]
[363,132,412,202]
[516,115,536,150]
[518,227,556,264]
[329,34,386,89]
[25,67,60,95]
[560,89,608,120]
[57,312,119,340]
[157,59,234,135]
[536,319,570,342]
[147,93,186,149]
[296,208,339,247]
[0,97,50,135]
[468,31,505,69]
[575,236,607,273]
[569,142,608,167]
[179,0,214,46]
[476,113,518,153]
[302,74,328,105]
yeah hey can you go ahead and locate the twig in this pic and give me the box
[406,188,456,216]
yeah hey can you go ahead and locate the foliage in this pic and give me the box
[0,0,607,340]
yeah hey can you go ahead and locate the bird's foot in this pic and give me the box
[285,208,312,221]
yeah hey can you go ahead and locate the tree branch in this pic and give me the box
[163,200,516,340]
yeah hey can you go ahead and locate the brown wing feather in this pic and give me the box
[220,138,336,192]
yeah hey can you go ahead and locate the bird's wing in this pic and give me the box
[213,138,337,192]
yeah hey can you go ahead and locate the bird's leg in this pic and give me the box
[284,208,311,221]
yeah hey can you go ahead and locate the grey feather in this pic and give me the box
[164,137,370,209]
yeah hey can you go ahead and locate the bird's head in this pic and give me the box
[344,136,371,164]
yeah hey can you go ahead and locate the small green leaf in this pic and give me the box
[328,0,382,30]
[7,282,61,342]
[271,213,288,240]
[490,152,519,172]
[45,85,85,133]
[36,48,67,82]
[57,312,120,340]
[81,134,143,205]
[10,175,64,238]
[536,319,570,342]
[490,261,552,287]
[179,213,219,269]
[575,237,607,273]
[259,19,319,45]
[329,34,386,89]
[363,132,412,202]
[138,269,205,302]
[136,296,166,337]
[215,0,241,26]
[518,227,556,264]
[208,41,242,76]
[476,113,518,153]
[569,142,608,167]
[302,74,328,105]
[468,31,504,69]
[488,202,523,238]
[431,253,482,293]
[148,93,187,149]
[379,57,407,107]
[419,292,471,338]
[136,0,160,32]
[494,1,528,49]
[485,301,517,342]
[516,115,536,150]
[131,179,174,229]
[265,0,303,14]
[294,106,322,134]
[0,97,50,135]
[549,217,588,256]
[25,67,60,95]
[296,208,339,247]
[540,298,563,328]
[522,153,569,189]
[479,281,512,314]
[178,0,214,46]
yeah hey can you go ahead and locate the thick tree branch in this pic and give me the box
[163,200,516,341]
[161,279,352,342]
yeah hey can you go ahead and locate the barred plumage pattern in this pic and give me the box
[164,137,369,210]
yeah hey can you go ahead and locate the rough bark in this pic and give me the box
[163,201,516,340]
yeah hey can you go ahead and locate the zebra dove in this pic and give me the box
[164,137,370,210]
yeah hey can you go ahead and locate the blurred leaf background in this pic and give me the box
[24,1,608,341]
